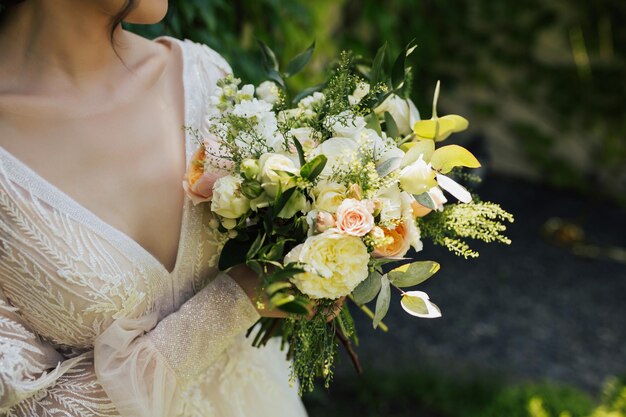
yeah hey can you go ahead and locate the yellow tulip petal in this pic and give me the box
[400,139,435,167]
[431,145,481,174]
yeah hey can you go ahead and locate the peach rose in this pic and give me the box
[183,136,232,205]
[372,222,411,258]
[315,211,336,233]
[335,198,375,237]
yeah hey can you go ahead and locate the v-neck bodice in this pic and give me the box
[0,37,231,350]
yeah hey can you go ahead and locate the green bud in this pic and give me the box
[241,179,263,199]
[241,158,260,180]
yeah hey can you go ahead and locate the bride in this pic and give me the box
[0,1,309,416]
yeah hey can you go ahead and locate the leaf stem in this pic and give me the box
[347,295,389,332]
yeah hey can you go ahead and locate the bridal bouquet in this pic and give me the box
[184,42,513,392]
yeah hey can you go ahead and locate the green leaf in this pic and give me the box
[370,42,387,87]
[241,179,263,199]
[257,39,279,72]
[391,46,407,91]
[415,192,436,210]
[272,187,297,217]
[387,261,440,287]
[269,265,305,282]
[384,111,400,139]
[352,270,383,305]
[278,298,311,315]
[261,240,289,261]
[219,237,252,271]
[270,292,295,307]
[373,275,391,329]
[284,41,316,78]
[247,232,266,259]
[401,294,428,315]
[265,281,293,295]
[292,138,306,167]
[267,68,286,90]
[300,154,327,181]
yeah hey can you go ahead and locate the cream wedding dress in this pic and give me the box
[0,37,308,417]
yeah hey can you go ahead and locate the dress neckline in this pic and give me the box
[0,36,190,277]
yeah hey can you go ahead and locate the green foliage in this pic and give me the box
[419,201,514,258]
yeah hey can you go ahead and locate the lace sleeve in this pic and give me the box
[0,288,117,416]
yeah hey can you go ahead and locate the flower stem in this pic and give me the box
[347,295,389,332]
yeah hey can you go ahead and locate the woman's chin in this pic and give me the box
[125,5,168,25]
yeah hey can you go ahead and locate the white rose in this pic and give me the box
[258,152,299,198]
[314,181,347,213]
[375,94,421,136]
[309,137,359,178]
[284,231,369,299]
[349,81,370,105]
[256,81,281,105]
[211,175,250,219]
[399,155,437,195]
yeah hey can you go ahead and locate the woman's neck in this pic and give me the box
[0,1,135,92]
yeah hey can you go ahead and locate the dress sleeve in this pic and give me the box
[0,288,118,416]
[93,272,260,417]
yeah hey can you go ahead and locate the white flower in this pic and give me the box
[314,181,347,213]
[399,155,437,195]
[376,185,402,224]
[298,92,325,109]
[256,81,281,105]
[309,137,359,178]
[327,111,367,138]
[237,84,255,101]
[211,175,250,219]
[258,153,299,198]
[348,81,370,105]
[288,127,320,151]
[427,186,447,211]
[375,94,421,136]
[231,99,280,150]
[400,192,423,253]
[284,231,369,299]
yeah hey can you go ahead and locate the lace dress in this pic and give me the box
[0,37,308,417]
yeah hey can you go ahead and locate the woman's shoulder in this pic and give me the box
[156,36,232,78]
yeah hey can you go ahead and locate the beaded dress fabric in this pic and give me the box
[0,37,307,417]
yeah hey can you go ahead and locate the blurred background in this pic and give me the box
[129,1,626,416]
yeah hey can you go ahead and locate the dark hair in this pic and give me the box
[0,0,137,47]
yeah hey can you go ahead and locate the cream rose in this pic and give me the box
[314,181,347,213]
[399,155,437,195]
[211,175,250,219]
[284,231,369,299]
[258,152,299,198]
[335,198,375,237]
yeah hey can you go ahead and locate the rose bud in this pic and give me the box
[315,211,336,233]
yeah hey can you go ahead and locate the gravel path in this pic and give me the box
[338,175,626,392]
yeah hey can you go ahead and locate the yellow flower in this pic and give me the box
[411,81,469,142]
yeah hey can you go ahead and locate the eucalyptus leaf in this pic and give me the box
[400,291,442,318]
[352,270,383,305]
[373,275,391,329]
[376,157,402,178]
[284,41,316,78]
[387,261,440,287]
[415,192,436,210]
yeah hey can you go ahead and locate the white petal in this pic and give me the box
[436,173,472,203]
